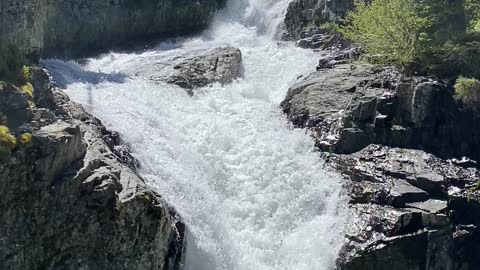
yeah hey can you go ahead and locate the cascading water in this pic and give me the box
[43,0,350,269]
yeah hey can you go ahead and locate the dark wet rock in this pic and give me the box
[0,69,184,269]
[132,46,243,95]
[165,46,243,92]
[389,180,429,207]
[324,145,480,270]
[0,83,32,129]
[283,0,354,42]
[281,63,480,162]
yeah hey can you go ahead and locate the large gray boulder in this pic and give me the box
[0,68,184,269]
[132,46,243,95]
[165,46,243,92]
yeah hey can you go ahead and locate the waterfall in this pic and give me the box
[43,0,350,269]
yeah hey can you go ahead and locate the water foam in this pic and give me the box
[43,1,350,269]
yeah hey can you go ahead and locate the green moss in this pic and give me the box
[19,133,33,145]
[0,126,17,150]
[21,66,31,83]
[142,194,152,203]
[454,76,480,111]
[20,83,34,98]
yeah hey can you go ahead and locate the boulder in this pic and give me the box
[164,46,243,92]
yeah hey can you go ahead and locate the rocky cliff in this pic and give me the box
[281,1,480,269]
[0,0,225,78]
[0,68,185,269]
[280,41,480,270]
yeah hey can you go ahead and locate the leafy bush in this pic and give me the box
[425,39,480,78]
[465,0,480,32]
[19,133,33,145]
[0,126,16,150]
[338,0,431,67]
[454,77,480,111]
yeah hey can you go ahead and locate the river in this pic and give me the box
[44,0,350,269]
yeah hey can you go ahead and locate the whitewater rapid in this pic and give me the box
[44,0,350,269]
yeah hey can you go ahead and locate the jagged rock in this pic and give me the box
[325,145,480,269]
[0,82,32,128]
[164,46,243,92]
[407,200,448,214]
[283,0,354,42]
[282,63,480,161]
[0,69,184,269]
[389,180,429,207]
[30,67,56,110]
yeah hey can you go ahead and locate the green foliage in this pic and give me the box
[465,0,480,32]
[338,0,431,67]
[21,66,31,83]
[19,133,33,145]
[0,126,17,150]
[454,77,480,111]
[426,39,480,78]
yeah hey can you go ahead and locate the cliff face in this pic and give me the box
[0,68,185,269]
[0,0,225,77]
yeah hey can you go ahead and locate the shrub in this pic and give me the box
[426,40,480,78]
[21,66,31,83]
[454,77,480,111]
[338,0,432,67]
[19,133,33,145]
[0,126,17,150]
[20,83,34,98]
[465,0,480,32]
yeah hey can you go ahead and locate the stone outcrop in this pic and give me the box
[281,63,480,162]
[283,0,354,42]
[166,46,243,91]
[0,68,184,269]
[280,60,480,269]
[282,0,353,49]
[0,0,226,78]
[328,145,480,270]
[133,46,243,95]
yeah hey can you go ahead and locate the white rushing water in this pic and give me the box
[44,0,350,269]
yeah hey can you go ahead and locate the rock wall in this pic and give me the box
[0,0,225,78]
[0,68,184,269]
[281,61,480,269]
[283,0,353,41]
